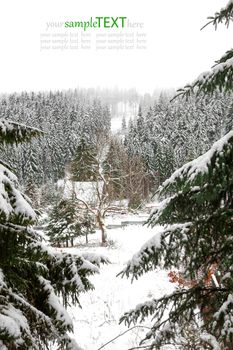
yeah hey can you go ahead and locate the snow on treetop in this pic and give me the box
[161,130,233,191]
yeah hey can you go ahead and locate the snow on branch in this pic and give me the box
[0,286,58,348]
[0,269,6,288]
[80,252,110,267]
[159,130,233,193]
[172,0,233,100]
[201,0,233,29]
[0,163,36,223]
[119,223,192,280]
[147,196,176,226]
[119,287,200,329]
[173,50,233,99]
[38,276,73,327]
[0,119,42,145]
[0,304,29,342]
[0,239,108,348]
[212,293,233,340]
[200,333,221,350]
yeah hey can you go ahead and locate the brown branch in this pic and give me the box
[103,206,127,216]
[73,194,96,216]
[97,326,151,350]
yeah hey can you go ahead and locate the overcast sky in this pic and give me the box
[0,0,232,94]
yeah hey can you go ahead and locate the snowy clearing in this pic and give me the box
[63,223,174,350]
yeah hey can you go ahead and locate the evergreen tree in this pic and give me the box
[154,137,175,183]
[47,198,95,247]
[225,100,233,134]
[119,2,233,349]
[0,119,108,349]
[79,210,96,245]
[69,137,130,244]
[24,179,41,208]
[175,1,233,98]
[138,104,142,117]
[120,131,233,349]
[124,92,232,185]
[69,138,98,182]
[121,115,127,134]
[122,153,150,209]
[102,138,125,201]
[47,198,80,247]
[0,91,111,185]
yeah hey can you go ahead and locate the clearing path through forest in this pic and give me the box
[64,223,174,350]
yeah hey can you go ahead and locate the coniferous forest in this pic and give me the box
[0,1,233,349]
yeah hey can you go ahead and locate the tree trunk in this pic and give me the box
[96,212,107,245]
[85,232,88,245]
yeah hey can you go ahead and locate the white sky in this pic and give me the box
[0,0,232,94]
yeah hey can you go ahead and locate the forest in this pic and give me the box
[0,1,233,349]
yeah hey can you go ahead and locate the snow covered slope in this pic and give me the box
[64,224,174,349]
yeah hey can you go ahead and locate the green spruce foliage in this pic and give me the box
[47,198,95,247]
[0,119,108,349]
[120,130,233,349]
[102,138,125,201]
[119,2,233,349]
[69,138,98,182]
[175,2,233,98]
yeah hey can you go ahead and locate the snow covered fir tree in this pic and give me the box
[119,2,233,349]
[0,1,233,349]
[47,198,95,247]
[0,119,108,349]
[69,138,99,183]
[120,132,233,349]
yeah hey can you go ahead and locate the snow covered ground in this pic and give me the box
[64,223,174,350]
